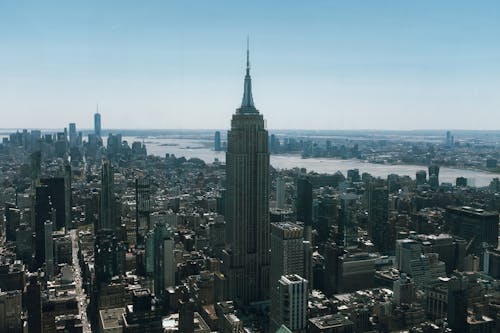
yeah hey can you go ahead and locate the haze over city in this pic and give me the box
[1,0,500,130]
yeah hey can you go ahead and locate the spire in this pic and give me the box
[239,37,257,113]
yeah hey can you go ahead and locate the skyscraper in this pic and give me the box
[44,220,54,279]
[276,177,286,209]
[296,177,313,236]
[135,176,151,247]
[99,160,115,231]
[69,122,77,147]
[35,185,51,269]
[223,42,270,305]
[276,275,308,332]
[94,107,102,138]
[367,179,389,252]
[270,222,305,331]
[214,131,221,151]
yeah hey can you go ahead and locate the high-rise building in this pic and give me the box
[276,275,308,332]
[323,241,342,296]
[25,275,42,333]
[35,185,51,269]
[339,193,357,247]
[178,287,195,333]
[368,179,389,252]
[223,42,270,305]
[0,290,23,332]
[135,176,151,247]
[94,108,102,138]
[69,122,77,147]
[44,220,54,279]
[276,177,286,209]
[153,221,175,296]
[296,177,313,242]
[99,160,115,231]
[40,177,67,230]
[428,165,440,189]
[270,222,304,331]
[446,206,499,255]
[415,170,427,186]
[447,272,468,333]
[214,131,221,151]
[393,274,415,305]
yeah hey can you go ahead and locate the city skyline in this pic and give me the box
[1,1,500,130]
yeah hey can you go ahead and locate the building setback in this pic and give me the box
[223,43,271,305]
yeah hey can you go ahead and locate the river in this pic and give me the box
[124,136,498,187]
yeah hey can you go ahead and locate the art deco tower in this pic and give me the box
[224,42,270,305]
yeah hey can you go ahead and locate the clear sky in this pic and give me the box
[1,1,499,130]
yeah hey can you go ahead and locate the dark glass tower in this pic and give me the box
[135,176,151,247]
[94,107,102,138]
[224,42,270,305]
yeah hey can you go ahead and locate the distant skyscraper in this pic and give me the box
[428,164,440,189]
[415,170,427,186]
[223,42,270,305]
[69,122,77,147]
[94,107,102,138]
[214,131,221,151]
[135,176,151,247]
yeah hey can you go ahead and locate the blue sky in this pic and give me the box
[1,1,499,130]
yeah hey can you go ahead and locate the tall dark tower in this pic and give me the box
[135,176,151,247]
[99,160,114,231]
[297,177,313,242]
[94,106,102,138]
[223,40,270,305]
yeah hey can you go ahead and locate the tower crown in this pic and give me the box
[238,38,258,114]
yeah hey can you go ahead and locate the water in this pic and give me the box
[124,136,498,187]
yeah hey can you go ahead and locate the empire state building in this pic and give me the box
[223,44,270,305]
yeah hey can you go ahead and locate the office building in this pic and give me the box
[447,272,468,333]
[25,275,42,333]
[393,274,415,305]
[99,160,115,231]
[428,165,440,189]
[135,176,151,247]
[446,206,499,254]
[296,177,313,242]
[276,274,308,332]
[276,177,286,209]
[95,109,102,138]
[368,179,389,252]
[0,289,23,332]
[69,122,77,147]
[214,131,221,151]
[40,176,68,230]
[153,221,175,296]
[35,185,51,269]
[415,170,427,186]
[44,220,54,279]
[270,222,304,331]
[223,43,270,305]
